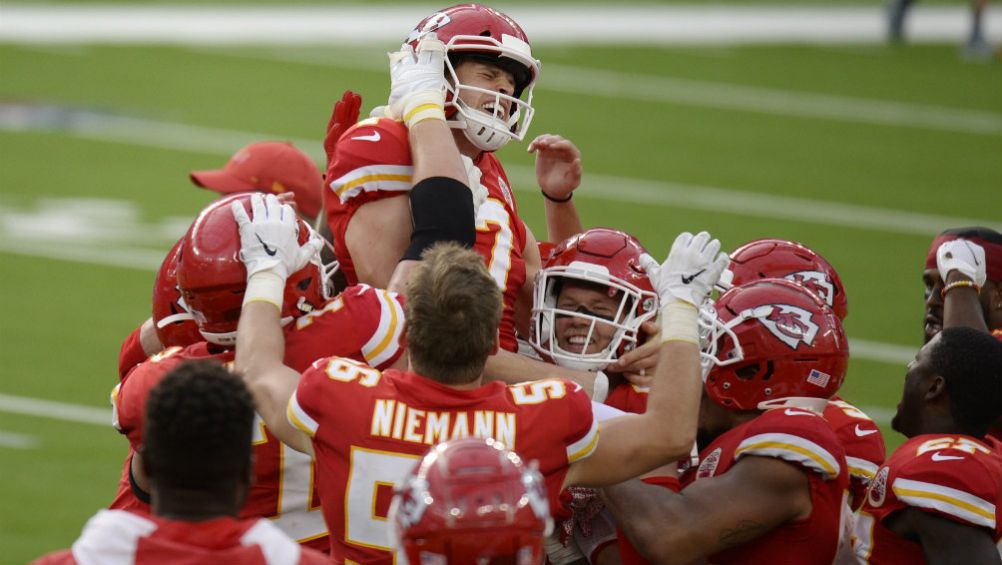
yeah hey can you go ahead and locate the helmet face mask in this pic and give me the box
[151,238,201,349]
[176,194,336,346]
[530,229,658,372]
[406,4,541,152]
[700,279,848,411]
[389,438,551,565]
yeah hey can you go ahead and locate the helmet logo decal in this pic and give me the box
[407,12,452,42]
[756,304,819,350]
[868,466,889,507]
[785,270,834,306]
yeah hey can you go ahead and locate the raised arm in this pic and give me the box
[231,194,322,455]
[563,232,729,487]
[386,34,474,294]
[529,133,583,244]
[936,239,991,333]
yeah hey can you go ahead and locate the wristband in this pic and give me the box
[243,272,285,310]
[542,190,572,203]
[592,370,610,403]
[660,300,699,344]
[401,90,446,128]
[941,279,980,298]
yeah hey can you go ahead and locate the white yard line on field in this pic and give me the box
[0,430,41,450]
[2,110,998,236]
[191,46,1002,137]
[0,5,998,44]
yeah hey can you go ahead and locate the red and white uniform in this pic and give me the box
[680,408,850,565]
[854,434,1002,564]
[108,285,406,552]
[824,398,886,510]
[30,510,328,565]
[326,118,528,351]
[287,362,598,564]
[605,383,648,414]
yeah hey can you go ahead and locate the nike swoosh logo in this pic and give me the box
[931,452,965,462]
[351,131,381,142]
[784,409,814,417]
[256,234,277,256]
[681,269,706,285]
[854,425,879,437]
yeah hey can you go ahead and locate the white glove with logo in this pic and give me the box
[231,194,323,282]
[642,232,728,345]
[936,238,986,287]
[643,232,729,307]
[386,34,448,128]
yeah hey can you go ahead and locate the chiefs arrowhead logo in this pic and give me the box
[754,304,819,350]
[406,12,452,42]
[785,270,835,307]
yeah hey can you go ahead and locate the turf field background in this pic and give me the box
[1,4,1001,562]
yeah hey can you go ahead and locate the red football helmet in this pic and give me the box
[701,279,848,411]
[151,237,201,349]
[405,3,540,152]
[530,228,658,371]
[725,238,848,320]
[175,193,335,346]
[389,438,551,565]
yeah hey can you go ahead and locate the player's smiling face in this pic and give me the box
[453,60,516,119]
[554,281,621,355]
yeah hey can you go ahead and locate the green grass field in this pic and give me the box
[1,11,1001,562]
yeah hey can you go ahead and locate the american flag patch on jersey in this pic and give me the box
[807,369,831,388]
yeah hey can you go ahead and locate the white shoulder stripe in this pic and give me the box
[329,164,413,204]
[735,432,841,479]
[567,417,600,463]
[72,509,156,565]
[241,518,303,565]
[892,477,997,529]
[846,456,879,481]
[288,392,319,437]
[362,290,405,369]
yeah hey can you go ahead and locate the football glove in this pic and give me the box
[936,238,986,287]
[231,193,323,282]
[643,231,729,308]
[324,90,362,170]
[386,35,448,127]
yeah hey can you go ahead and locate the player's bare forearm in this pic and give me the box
[603,457,808,564]
[563,341,700,488]
[543,196,582,244]
[484,349,595,393]
[235,302,312,455]
[410,120,467,184]
[942,271,990,333]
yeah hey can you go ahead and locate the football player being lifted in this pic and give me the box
[323,4,603,394]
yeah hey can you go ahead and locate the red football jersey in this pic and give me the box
[30,510,328,565]
[854,434,1002,564]
[325,117,528,352]
[680,408,850,565]
[118,325,147,381]
[109,286,406,551]
[605,383,648,414]
[287,361,598,564]
[824,398,887,510]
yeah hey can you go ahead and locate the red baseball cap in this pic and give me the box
[189,141,323,220]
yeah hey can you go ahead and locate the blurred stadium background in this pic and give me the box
[1,1,1000,561]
